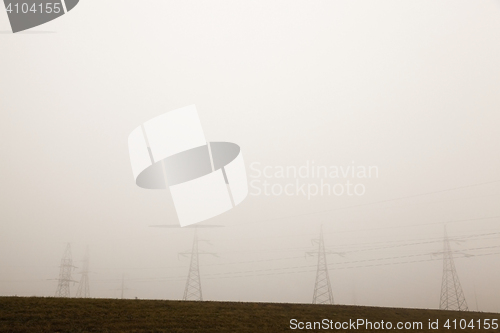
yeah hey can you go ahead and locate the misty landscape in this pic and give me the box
[1,1,500,331]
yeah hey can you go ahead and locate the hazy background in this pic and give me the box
[1,0,500,312]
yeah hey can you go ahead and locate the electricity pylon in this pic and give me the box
[179,229,216,301]
[307,225,337,305]
[76,246,90,298]
[109,274,130,299]
[55,243,77,298]
[439,226,469,311]
[119,274,128,299]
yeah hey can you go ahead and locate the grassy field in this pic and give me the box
[0,297,498,332]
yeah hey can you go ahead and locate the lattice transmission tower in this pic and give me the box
[108,273,131,299]
[307,225,336,305]
[119,273,129,299]
[55,243,77,298]
[439,226,468,311]
[180,229,216,301]
[76,246,90,298]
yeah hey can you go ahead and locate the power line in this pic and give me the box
[100,245,500,284]
[197,215,500,245]
[231,180,500,227]
[191,193,500,244]
[85,231,500,275]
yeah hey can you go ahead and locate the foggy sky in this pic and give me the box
[1,1,500,312]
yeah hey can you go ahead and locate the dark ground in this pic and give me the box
[0,297,498,332]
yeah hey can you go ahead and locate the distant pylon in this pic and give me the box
[439,226,468,311]
[307,225,335,305]
[55,243,76,298]
[180,229,216,301]
[120,274,126,299]
[76,246,90,298]
[109,273,130,299]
